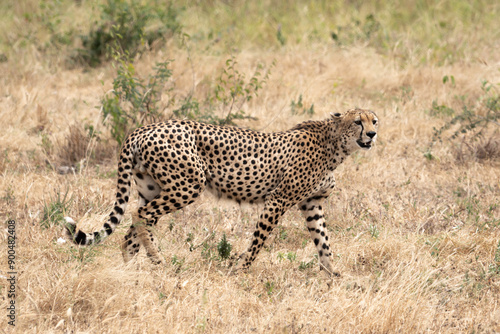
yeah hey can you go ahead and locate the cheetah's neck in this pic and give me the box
[324,121,349,171]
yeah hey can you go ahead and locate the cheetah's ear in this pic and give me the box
[330,112,343,119]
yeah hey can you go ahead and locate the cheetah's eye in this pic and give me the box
[354,120,362,126]
[372,120,378,125]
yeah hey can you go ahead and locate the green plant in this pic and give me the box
[429,80,500,161]
[172,95,202,122]
[186,232,194,244]
[201,241,214,260]
[103,52,272,146]
[103,50,273,144]
[298,258,316,271]
[217,233,232,260]
[423,149,435,161]
[368,224,380,239]
[286,251,297,262]
[41,189,73,229]
[443,75,456,87]
[66,246,99,264]
[264,280,275,297]
[76,0,181,66]
[213,57,270,124]
[429,100,455,117]
[277,251,296,263]
[40,133,54,156]
[488,240,500,274]
[102,56,172,145]
[197,232,217,260]
[158,291,168,305]
[437,81,499,139]
[174,56,273,126]
[290,94,315,116]
[276,225,288,241]
[276,24,286,46]
[84,123,100,139]
[171,254,184,272]
[38,0,75,49]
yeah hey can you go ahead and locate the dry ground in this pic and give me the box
[1,1,500,333]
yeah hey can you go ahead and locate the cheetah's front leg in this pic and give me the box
[299,197,340,277]
[235,198,286,271]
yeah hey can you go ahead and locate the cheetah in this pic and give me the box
[65,108,378,276]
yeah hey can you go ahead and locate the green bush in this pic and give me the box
[174,56,274,126]
[429,80,500,162]
[77,0,181,66]
[102,52,273,146]
[102,56,173,146]
[217,233,232,260]
[432,80,499,141]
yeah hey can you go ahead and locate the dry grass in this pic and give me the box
[1,1,500,333]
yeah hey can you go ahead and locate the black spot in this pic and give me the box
[104,223,113,235]
[314,238,319,246]
[110,216,118,224]
[75,230,87,245]
[147,184,155,191]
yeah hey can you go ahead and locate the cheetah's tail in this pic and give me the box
[63,149,134,246]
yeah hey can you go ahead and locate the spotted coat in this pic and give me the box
[65,108,378,276]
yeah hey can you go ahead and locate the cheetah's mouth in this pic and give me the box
[356,139,372,149]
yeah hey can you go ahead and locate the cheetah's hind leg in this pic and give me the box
[121,222,143,262]
[126,163,206,265]
[121,170,164,263]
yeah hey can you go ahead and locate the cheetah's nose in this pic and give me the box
[366,131,377,139]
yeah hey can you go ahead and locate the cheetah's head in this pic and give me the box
[331,108,379,151]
